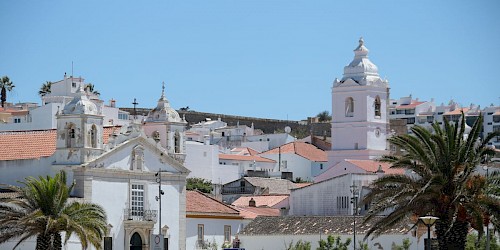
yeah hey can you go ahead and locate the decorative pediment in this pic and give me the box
[339,78,360,87]
[83,135,190,175]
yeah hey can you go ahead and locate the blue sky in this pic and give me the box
[1,1,499,120]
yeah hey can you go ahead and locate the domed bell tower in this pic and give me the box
[54,85,104,165]
[329,38,390,165]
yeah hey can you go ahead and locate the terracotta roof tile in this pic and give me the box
[186,190,240,216]
[239,216,411,235]
[219,154,276,163]
[345,159,405,175]
[395,101,426,109]
[232,195,288,208]
[231,147,260,156]
[0,127,119,161]
[232,206,280,219]
[260,142,327,162]
[444,108,469,115]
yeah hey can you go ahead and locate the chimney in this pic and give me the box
[110,99,116,108]
[249,198,256,207]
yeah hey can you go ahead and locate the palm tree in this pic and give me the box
[38,81,53,97]
[85,83,100,96]
[0,171,108,250]
[0,76,15,107]
[363,113,500,250]
[317,111,332,122]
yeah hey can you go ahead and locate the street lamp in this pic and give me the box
[155,169,166,235]
[350,183,359,250]
[419,215,439,250]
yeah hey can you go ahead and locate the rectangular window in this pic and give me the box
[320,163,323,170]
[494,116,500,123]
[406,117,415,124]
[224,225,231,242]
[427,116,434,123]
[396,109,404,114]
[197,224,204,243]
[405,109,415,115]
[13,118,21,123]
[131,184,144,216]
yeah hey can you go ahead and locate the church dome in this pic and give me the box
[146,83,183,123]
[62,85,98,115]
[341,37,380,82]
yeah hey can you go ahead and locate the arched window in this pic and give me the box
[66,123,76,148]
[345,97,354,117]
[90,125,97,148]
[131,146,144,171]
[374,96,381,117]
[174,131,181,153]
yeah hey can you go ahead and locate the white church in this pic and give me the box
[0,82,190,250]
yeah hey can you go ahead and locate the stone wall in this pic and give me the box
[120,108,331,138]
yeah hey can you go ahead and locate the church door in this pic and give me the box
[130,232,142,250]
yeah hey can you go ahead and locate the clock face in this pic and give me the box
[375,128,381,137]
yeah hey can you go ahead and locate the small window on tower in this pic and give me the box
[374,96,381,118]
[345,97,354,117]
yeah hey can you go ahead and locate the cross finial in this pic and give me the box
[359,37,364,46]
[161,81,165,99]
[132,98,139,120]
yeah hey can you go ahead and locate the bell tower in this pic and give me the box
[54,85,104,165]
[142,82,188,163]
[329,38,390,166]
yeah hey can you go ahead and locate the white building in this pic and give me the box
[328,38,390,167]
[186,190,245,250]
[0,74,130,132]
[0,84,190,250]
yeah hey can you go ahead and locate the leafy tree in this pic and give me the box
[38,81,52,97]
[465,232,500,250]
[0,76,15,107]
[391,238,411,250]
[317,235,351,250]
[85,83,100,96]
[0,171,108,250]
[363,114,500,249]
[285,239,311,250]
[316,111,332,122]
[187,178,213,193]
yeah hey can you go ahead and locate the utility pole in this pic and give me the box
[350,183,359,250]
[155,169,165,235]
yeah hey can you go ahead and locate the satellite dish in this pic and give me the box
[284,126,291,134]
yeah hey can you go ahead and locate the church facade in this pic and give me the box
[0,83,190,250]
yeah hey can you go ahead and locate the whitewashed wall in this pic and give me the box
[186,218,245,250]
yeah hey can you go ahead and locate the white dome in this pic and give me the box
[341,37,381,83]
[63,85,98,115]
[146,84,183,123]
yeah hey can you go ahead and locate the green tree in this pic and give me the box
[285,239,311,250]
[363,114,500,249]
[391,238,411,250]
[0,171,108,250]
[465,232,500,250]
[187,178,213,193]
[38,81,53,97]
[316,111,332,122]
[317,235,351,250]
[0,76,15,107]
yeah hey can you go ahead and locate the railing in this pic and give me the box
[221,186,254,194]
[123,208,157,223]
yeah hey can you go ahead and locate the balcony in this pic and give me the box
[124,208,157,223]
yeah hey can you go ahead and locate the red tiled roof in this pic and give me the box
[232,195,288,208]
[231,147,260,156]
[186,190,240,216]
[293,183,313,189]
[345,159,405,175]
[395,101,426,109]
[261,142,327,162]
[0,127,119,161]
[233,206,280,219]
[444,108,469,115]
[219,154,276,163]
